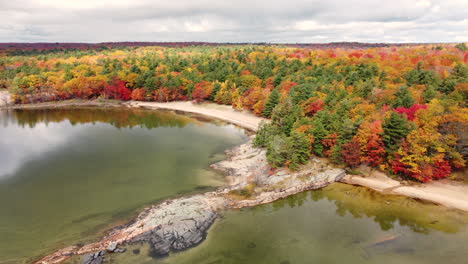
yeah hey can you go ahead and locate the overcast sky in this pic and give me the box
[0,0,467,43]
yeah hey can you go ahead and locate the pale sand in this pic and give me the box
[125,101,267,131]
[341,171,468,212]
[0,90,11,107]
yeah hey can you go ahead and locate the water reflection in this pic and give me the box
[0,108,197,180]
[274,183,467,234]
[9,107,194,129]
[107,183,468,264]
[0,107,247,263]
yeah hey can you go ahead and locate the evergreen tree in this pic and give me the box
[393,86,415,108]
[266,135,289,168]
[455,43,467,51]
[263,88,280,117]
[271,100,302,136]
[144,77,157,92]
[287,131,311,170]
[101,61,112,75]
[129,65,141,74]
[210,82,221,101]
[382,112,413,152]
[404,62,438,87]
[312,121,327,156]
[422,87,437,102]
[63,69,74,81]
[440,65,467,95]
[290,84,314,104]
[84,67,95,77]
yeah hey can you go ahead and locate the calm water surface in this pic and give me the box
[0,107,247,263]
[109,183,468,264]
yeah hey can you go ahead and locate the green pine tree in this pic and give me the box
[393,86,415,108]
[210,82,221,101]
[266,135,289,168]
[287,131,311,170]
[382,112,413,152]
[263,88,280,117]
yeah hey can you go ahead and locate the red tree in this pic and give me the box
[394,104,427,121]
[341,138,361,168]
[131,88,145,101]
[365,135,385,167]
[104,78,131,101]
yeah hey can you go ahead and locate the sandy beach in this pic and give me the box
[341,170,468,212]
[125,101,267,131]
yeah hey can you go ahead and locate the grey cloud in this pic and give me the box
[0,0,467,43]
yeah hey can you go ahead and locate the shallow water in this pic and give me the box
[110,183,468,264]
[0,107,247,263]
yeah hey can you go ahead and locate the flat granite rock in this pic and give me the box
[130,195,220,257]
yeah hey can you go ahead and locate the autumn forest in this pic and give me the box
[1,43,467,183]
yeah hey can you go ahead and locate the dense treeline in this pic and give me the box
[1,43,467,182]
[0,41,404,56]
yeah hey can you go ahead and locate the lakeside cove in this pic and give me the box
[1,98,467,264]
[4,98,467,213]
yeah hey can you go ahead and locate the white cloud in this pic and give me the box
[455,35,468,42]
[416,0,432,8]
[0,0,467,43]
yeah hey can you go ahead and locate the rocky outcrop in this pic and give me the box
[131,207,217,256]
[35,139,344,264]
[127,194,224,257]
[210,137,269,187]
[213,139,345,208]
[81,251,105,264]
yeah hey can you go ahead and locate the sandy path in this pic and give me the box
[0,90,11,107]
[126,101,267,131]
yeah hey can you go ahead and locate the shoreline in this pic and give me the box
[1,97,467,263]
[3,98,467,212]
[125,101,268,132]
[341,171,468,212]
[117,101,468,212]
[35,137,345,264]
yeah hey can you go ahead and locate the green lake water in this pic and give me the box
[109,183,468,264]
[0,107,247,263]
